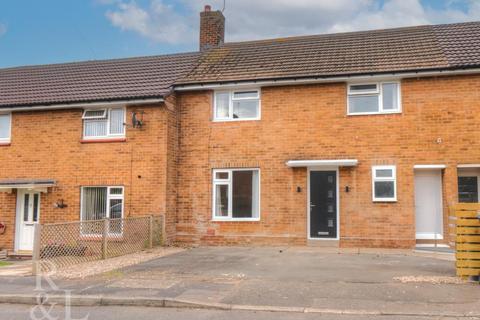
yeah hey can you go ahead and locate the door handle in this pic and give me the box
[310,204,316,207]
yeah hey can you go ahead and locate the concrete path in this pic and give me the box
[0,260,32,276]
[0,247,478,317]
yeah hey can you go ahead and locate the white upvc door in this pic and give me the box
[414,170,443,240]
[16,191,40,251]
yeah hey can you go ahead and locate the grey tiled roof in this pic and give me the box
[0,52,199,108]
[178,22,480,85]
[1,21,480,108]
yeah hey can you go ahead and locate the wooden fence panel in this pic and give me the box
[454,205,480,278]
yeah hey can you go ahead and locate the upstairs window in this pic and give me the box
[213,169,260,220]
[0,113,11,143]
[82,107,125,139]
[348,82,401,115]
[214,89,260,121]
[372,166,397,202]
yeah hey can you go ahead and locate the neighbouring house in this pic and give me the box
[1,5,480,253]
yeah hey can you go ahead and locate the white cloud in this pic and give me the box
[106,0,195,44]
[103,0,480,45]
[0,23,6,37]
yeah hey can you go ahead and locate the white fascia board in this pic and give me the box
[413,164,447,169]
[286,159,358,167]
[174,68,480,91]
[2,98,164,112]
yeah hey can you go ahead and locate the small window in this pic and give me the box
[213,169,260,220]
[83,107,125,139]
[348,82,401,115]
[372,166,397,202]
[214,90,260,121]
[81,186,124,235]
[458,176,479,203]
[0,113,11,143]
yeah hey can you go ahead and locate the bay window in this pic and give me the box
[213,169,260,220]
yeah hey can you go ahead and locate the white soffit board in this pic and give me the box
[413,164,447,169]
[457,164,480,168]
[286,159,358,167]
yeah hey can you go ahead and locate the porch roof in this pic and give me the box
[0,179,56,189]
[286,159,358,168]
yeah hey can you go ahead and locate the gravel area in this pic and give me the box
[51,247,184,279]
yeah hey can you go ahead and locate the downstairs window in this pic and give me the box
[213,169,260,220]
[372,166,397,202]
[81,186,124,234]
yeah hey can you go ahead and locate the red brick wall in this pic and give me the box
[175,75,480,248]
[0,103,172,250]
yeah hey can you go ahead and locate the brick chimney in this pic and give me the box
[199,5,225,51]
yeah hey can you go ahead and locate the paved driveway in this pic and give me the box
[0,247,478,316]
[73,247,478,315]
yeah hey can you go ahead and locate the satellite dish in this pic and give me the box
[132,112,143,128]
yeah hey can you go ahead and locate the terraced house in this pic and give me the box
[1,5,480,254]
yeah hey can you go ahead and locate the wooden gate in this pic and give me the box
[453,204,480,278]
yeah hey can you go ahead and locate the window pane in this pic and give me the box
[84,120,108,137]
[215,184,229,217]
[233,91,258,99]
[0,114,10,139]
[109,108,125,135]
[82,187,107,221]
[233,100,258,119]
[83,109,106,119]
[232,170,258,218]
[382,83,398,110]
[374,181,395,199]
[215,172,229,180]
[349,84,378,93]
[109,187,123,195]
[348,96,379,113]
[375,169,393,178]
[23,194,30,222]
[458,176,478,203]
[215,92,230,119]
[109,199,123,233]
[33,194,39,222]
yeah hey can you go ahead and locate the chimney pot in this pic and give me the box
[199,5,225,51]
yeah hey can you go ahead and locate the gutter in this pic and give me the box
[1,98,164,112]
[174,67,480,91]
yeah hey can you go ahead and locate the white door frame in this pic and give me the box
[14,190,41,252]
[307,166,340,240]
[414,169,444,240]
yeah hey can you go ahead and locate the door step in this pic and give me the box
[307,239,339,247]
[8,250,33,259]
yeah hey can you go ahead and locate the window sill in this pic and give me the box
[347,111,401,116]
[372,199,397,203]
[212,118,261,123]
[212,218,260,222]
[81,138,126,144]
[0,142,11,147]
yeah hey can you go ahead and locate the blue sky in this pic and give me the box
[0,0,478,68]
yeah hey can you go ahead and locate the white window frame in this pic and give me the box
[213,89,261,121]
[80,186,125,236]
[212,168,261,221]
[0,113,12,143]
[82,107,126,140]
[347,81,401,115]
[372,165,397,202]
